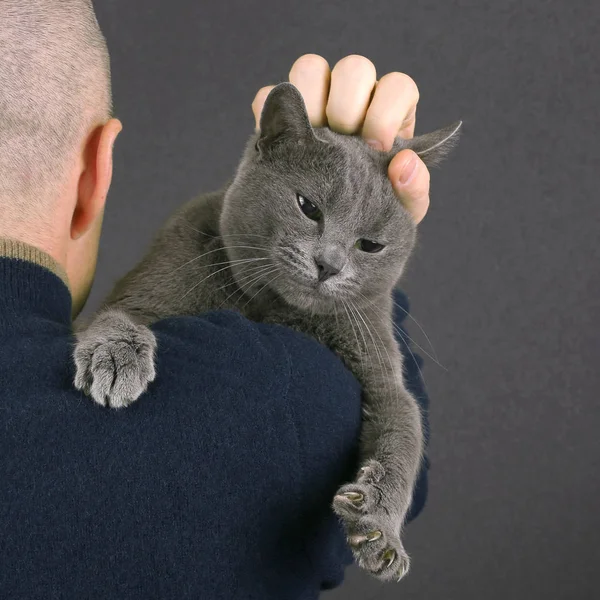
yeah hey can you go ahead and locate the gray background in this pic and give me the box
[89,1,600,599]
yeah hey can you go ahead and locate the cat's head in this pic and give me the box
[220,82,461,314]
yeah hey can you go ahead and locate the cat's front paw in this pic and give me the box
[332,459,410,582]
[73,314,157,409]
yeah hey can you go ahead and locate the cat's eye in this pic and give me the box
[296,194,322,221]
[355,239,385,253]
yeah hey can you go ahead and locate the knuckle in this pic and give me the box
[334,54,376,79]
[409,155,430,183]
[290,53,329,75]
[326,111,359,133]
[367,127,397,150]
[250,85,275,116]
[421,160,431,184]
[414,161,431,193]
[380,71,420,102]
[401,108,417,128]
[363,112,395,137]
[251,86,273,108]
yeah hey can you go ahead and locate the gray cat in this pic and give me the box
[73,82,461,582]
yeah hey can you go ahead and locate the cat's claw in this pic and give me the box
[342,491,364,505]
[395,554,410,582]
[381,548,396,569]
[74,315,157,409]
[332,459,411,582]
[348,529,382,544]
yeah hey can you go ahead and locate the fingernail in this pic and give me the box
[365,139,383,151]
[398,155,418,185]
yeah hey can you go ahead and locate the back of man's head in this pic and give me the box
[0,0,112,231]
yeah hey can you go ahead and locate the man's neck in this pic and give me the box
[0,237,70,290]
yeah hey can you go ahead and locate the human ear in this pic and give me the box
[71,118,122,240]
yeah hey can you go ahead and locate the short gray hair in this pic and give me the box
[0,0,112,222]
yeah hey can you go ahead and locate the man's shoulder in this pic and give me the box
[0,311,362,598]
[148,310,359,393]
[146,310,293,403]
[146,309,362,451]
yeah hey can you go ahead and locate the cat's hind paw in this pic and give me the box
[74,311,157,409]
[332,459,411,582]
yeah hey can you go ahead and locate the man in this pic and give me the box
[0,1,432,598]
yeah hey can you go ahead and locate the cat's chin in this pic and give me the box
[284,292,335,314]
[273,279,339,315]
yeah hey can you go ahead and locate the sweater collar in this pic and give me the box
[0,238,72,328]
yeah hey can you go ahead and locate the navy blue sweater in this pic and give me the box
[0,252,429,599]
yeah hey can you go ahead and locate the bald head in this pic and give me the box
[0,0,112,225]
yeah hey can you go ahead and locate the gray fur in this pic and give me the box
[73,82,461,581]
[74,309,156,408]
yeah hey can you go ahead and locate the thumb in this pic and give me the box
[388,149,431,224]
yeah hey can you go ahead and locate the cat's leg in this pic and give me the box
[332,368,423,582]
[261,310,423,581]
[73,308,157,409]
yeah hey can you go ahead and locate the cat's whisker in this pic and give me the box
[211,269,272,303]
[223,233,271,240]
[179,263,242,301]
[213,263,276,295]
[349,300,395,406]
[348,301,387,402]
[356,290,446,371]
[352,292,436,393]
[235,265,279,290]
[195,258,271,278]
[172,246,269,274]
[218,244,271,254]
[390,316,446,371]
[346,301,394,406]
[349,300,379,363]
[333,299,340,328]
[391,298,440,363]
[221,266,281,310]
[218,268,276,309]
[240,270,283,310]
[218,276,258,309]
[347,300,370,360]
[350,300,396,404]
[356,294,430,391]
[206,265,255,299]
[340,300,362,361]
[240,265,281,292]
[180,222,218,238]
[181,222,269,241]
[203,257,272,274]
[396,328,428,393]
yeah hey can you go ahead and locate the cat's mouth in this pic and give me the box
[264,248,348,312]
[271,269,341,313]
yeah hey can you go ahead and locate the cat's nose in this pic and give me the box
[315,257,343,282]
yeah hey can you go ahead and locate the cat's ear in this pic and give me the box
[391,121,463,167]
[256,82,315,154]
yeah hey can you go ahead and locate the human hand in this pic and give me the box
[251,54,431,223]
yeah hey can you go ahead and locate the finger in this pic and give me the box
[361,72,420,150]
[326,55,377,134]
[398,104,418,139]
[288,54,331,127]
[252,85,276,131]
[388,150,430,224]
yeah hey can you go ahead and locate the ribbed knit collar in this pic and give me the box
[0,238,72,328]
